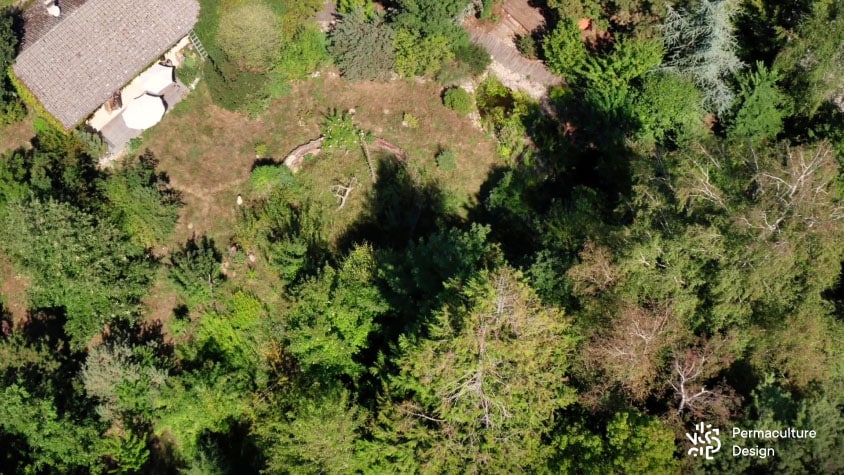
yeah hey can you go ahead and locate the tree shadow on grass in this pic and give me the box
[335,158,458,253]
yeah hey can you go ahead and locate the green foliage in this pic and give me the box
[382,223,503,317]
[634,72,706,144]
[0,385,104,473]
[729,62,792,141]
[0,10,14,69]
[256,390,367,474]
[576,38,664,115]
[374,268,577,471]
[543,20,589,79]
[0,148,31,206]
[250,164,296,197]
[516,34,538,59]
[394,28,454,77]
[194,291,264,374]
[72,128,108,158]
[604,412,679,473]
[26,117,101,206]
[437,42,491,84]
[218,2,280,71]
[281,244,388,376]
[102,433,149,475]
[395,0,469,39]
[0,91,25,126]
[82,340,168,426]
[176,50,202,85]
[774,1,844,116]
[0,200,154,348]
[443,87,473,115]
[475,78,534,159]
[197,0,322,114]
[546,0,603,20]
[276,25,330,80]
[435,148,457,171]
[402,111,419,129]
[662,0,745,115]
[154,370,252,462]
[0,11,24,125]
[321,109,359,151]
[8,69,64,130]
[204,59,274,114]
[236,189,328,286]
[338,0,377,17]
[329,12,396,81]
[168,235,225,307]
[552,411,679,474]
[101,150,182,248]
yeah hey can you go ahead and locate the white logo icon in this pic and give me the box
[686,422,721,460]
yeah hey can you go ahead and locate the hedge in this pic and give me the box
[7,67,67,132]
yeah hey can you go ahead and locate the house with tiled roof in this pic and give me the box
[12,0,200,131]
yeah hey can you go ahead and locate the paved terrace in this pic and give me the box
[99,80,190,156]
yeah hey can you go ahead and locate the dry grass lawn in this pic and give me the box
[0,254,31,325]
[0,114,34,153]
[141,72,499,248]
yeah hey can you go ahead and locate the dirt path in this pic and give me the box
[464,0,562,100]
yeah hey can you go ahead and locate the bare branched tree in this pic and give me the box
[586,301,679,400]
[668,338,737,422]
[567,241,619,297]
[742,142,844,235]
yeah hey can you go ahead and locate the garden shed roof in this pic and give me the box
[13,0,200,129]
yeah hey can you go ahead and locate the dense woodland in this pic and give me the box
[2,0,844,473]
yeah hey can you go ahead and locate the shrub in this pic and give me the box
[204,59,273,114]
[250,165,296,196]
[402,112,419,129]
[338,0,376,17]
[175,51,201,86]
[218,2,280,71]
[322,110,359,150]
[329,12,396,81]
[0,92,24,126]
[543,20,589,79]
[394,29,454,78]
[516,34,538,60]
[443,87,474,115]
[437,42,491,84]
[728,62,792,141]
[633,72,705,145]
[73,128,108,158]
[8,70,64,131]
[435,149,457,171]
[276,26,330,80]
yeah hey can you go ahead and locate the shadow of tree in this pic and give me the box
[336,158,458,253]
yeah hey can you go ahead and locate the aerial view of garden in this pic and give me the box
[1,0,844,473]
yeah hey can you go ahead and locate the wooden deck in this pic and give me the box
[469,29,561,87]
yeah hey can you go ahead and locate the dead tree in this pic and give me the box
[668,339,737,421]
[331,177,358,210]
[360,130,377,183]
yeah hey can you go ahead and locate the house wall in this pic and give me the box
[87,36,193,131]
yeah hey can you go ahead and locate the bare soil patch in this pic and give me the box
[0,114,34,154]
[0,255,30,326]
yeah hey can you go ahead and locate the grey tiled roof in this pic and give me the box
[13,0,200,129]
